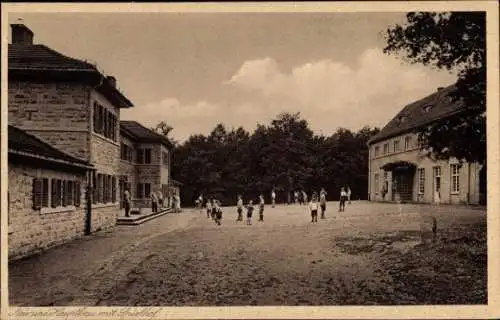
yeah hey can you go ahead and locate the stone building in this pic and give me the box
[8,23,135,258]
[367,85,486,205]
[119,121,174,211]
[7,125,94,260]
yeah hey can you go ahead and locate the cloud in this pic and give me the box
[225,48,458,132]
[123,48,457,142]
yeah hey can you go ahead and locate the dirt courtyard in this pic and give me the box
[92,201,486,306]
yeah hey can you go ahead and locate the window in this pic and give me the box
[404,136,412,151]
[51,179,62,208]
[144,149,152,164]
[423,104,433,113]
[136,183,144,198]
[393,140,400,153]
[383,143,389,155]
[144,183,151,198]
[137,149,144,164]
[74,181,81,207]
[93,102,117,141]
[163,151,169,166]
[374,146,380,158]
[374,173,379,194]
[451,164,460,193]
[136,182,151,199]
[418,168,425,194]
[433,166,441,193]
[33,178,49,210]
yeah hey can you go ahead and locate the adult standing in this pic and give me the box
[271,189,276,208]
[151,190,158,213]
[319,188,327,219]
[157,190,164,209]
[175,192,181,213]
[347,186,352,204]
[124,187,131,217]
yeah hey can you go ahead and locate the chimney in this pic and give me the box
[437,87,444,91]
[11,24,34,45]
[106,76,116,88]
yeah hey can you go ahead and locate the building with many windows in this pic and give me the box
[7,23,135,259]
[367,85,486,205]
[118,121,174,210]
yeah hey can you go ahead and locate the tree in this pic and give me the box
[152,121,178,146]
[384,12,486,164]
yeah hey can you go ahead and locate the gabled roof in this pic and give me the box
[8,44,97,71]
[8,125,93,169]
[120,121,174,149]
[368,85,466,145]
[8,44,134,108]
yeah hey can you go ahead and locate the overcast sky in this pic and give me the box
[9,12,457,141]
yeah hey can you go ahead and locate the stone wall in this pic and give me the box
[8,163,87,261]
[8,81,91,161]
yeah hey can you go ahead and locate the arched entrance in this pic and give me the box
[381,161,417,203]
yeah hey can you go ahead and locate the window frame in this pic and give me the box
[451,164,460,194]
[418,168,425,195]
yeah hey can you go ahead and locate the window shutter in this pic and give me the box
[32,178,43,210]
[137,149,144,164]
[51,179,57,207]
[92,175,98,204]
[74,181,81,207]
[42,178,49,207]
[112,176,116,203]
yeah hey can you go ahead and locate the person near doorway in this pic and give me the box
[157,190,164,209]
[124,187,131,217]
[175,192,181,213]
[339,187,347,212]
[151,190,158,213]
[347,186,352,204]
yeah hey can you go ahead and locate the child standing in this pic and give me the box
[236,195,244,222]
[214,200,223,226]
[339,187,347,212]
[320,188,327,219]
[246,200,254,225]
[258,194,265,222]
[206,198,213,219]
[309,193,319,223]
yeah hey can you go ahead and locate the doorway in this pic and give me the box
[433,166,441,203]
[392,170,414,202]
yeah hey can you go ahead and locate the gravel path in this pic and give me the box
[93,202,486,306]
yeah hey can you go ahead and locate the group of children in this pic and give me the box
[196,186,352,226]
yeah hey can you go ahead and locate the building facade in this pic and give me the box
[118,121,174,210]
[8,23,135,258]
[368,86,486,205]
[7,126,95,260]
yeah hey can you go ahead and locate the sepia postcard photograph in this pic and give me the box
[1,2,499,319]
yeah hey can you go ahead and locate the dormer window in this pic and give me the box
[398,115,407,123]
[423,105,433,113]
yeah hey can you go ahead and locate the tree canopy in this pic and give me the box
[384,12,486,164]
[166,113,379,206]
